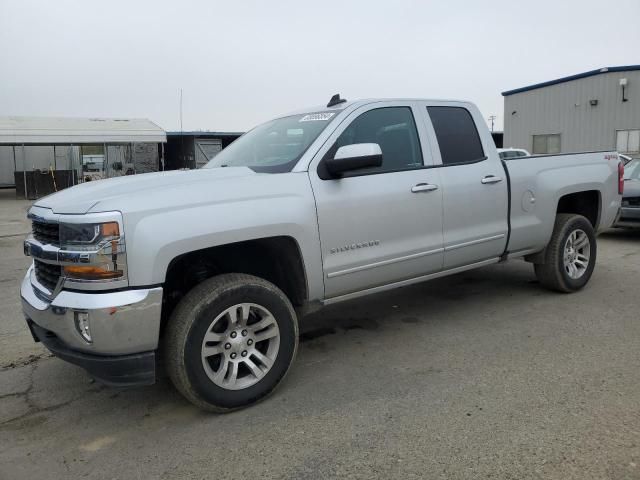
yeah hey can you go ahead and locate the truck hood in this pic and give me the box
[34,167,262,214]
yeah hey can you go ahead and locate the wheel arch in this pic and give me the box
[161,236,309,329]
[556,189,601,229]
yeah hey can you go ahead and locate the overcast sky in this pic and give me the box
[1,0,639,132]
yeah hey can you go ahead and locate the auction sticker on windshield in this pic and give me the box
[299,113,335,122]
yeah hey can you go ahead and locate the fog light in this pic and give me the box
[74,311,92,343]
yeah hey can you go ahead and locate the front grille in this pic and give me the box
[34,259,62,292]
[32,220,60,246]
[623,196,640,207]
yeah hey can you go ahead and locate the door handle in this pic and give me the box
[411,183,439,193]
[481,175,503,184]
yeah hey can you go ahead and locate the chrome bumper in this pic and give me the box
[21,267,163,356]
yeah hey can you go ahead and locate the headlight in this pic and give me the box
[59,222,119,246]
[59,221,126,282]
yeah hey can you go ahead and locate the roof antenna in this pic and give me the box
[327,93,347,108]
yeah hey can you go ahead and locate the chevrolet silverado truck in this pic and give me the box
[21,96,623,412]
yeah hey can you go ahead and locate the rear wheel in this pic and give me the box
[164,273,298,412]
[534,214,597,293]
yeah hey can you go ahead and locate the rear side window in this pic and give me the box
[427,106,485,165]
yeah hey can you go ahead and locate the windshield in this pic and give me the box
[204,112,337,173]
[624,159,640,180]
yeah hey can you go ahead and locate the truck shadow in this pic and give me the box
[0,260,557,426]
[299,261,537,343]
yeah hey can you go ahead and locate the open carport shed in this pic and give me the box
[0,116,166,199]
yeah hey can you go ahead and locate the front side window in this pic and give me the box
[427,106,485,166]
[328,107,423,175]
[532,134,561,154]
[205,112,337,173]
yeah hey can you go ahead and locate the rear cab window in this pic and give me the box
[427,106,485,166]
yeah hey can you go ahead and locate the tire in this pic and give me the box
[534,214,597,293]
[164,273,299,412]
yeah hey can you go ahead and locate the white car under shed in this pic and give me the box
[0,116,166,198]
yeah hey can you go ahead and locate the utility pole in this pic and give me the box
[179,88,183,133]
[179,88,185,168]
[488,115,496,132]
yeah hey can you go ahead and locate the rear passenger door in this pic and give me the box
[422,104,509,269]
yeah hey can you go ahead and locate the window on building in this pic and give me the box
[532,134,561,154]
[427,106,485,165]
[616,129,640,154]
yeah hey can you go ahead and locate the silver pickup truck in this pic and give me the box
[21,97,623,411]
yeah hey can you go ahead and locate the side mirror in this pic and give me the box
[325,143,383,177]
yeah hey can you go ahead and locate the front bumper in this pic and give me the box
[21,267,163,386]
[27,320,156,387]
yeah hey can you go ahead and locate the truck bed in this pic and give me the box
[503,151,621,257]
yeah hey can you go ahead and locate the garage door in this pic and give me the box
[195,139,222,168]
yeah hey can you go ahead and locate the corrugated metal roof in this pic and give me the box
[0,116,166,144]
[502,65,640,96]
[166,131,244,137]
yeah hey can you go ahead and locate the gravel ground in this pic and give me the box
[0,190,39,369]
[1,191,639,479]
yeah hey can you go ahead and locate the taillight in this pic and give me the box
[618,161,624,195]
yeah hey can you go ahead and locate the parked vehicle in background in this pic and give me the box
[497,147,530,159]
[21,96,623,412]
[619,153,633,165]
[615,158,640,228]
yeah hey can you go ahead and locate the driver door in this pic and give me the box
[308,102,445,299]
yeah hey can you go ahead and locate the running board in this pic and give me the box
[322,258,501,306]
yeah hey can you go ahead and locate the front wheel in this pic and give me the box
[534,214,597,293]
[164,273,299,412]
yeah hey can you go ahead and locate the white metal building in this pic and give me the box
[503,65,640,158]
[0,116,166,198]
